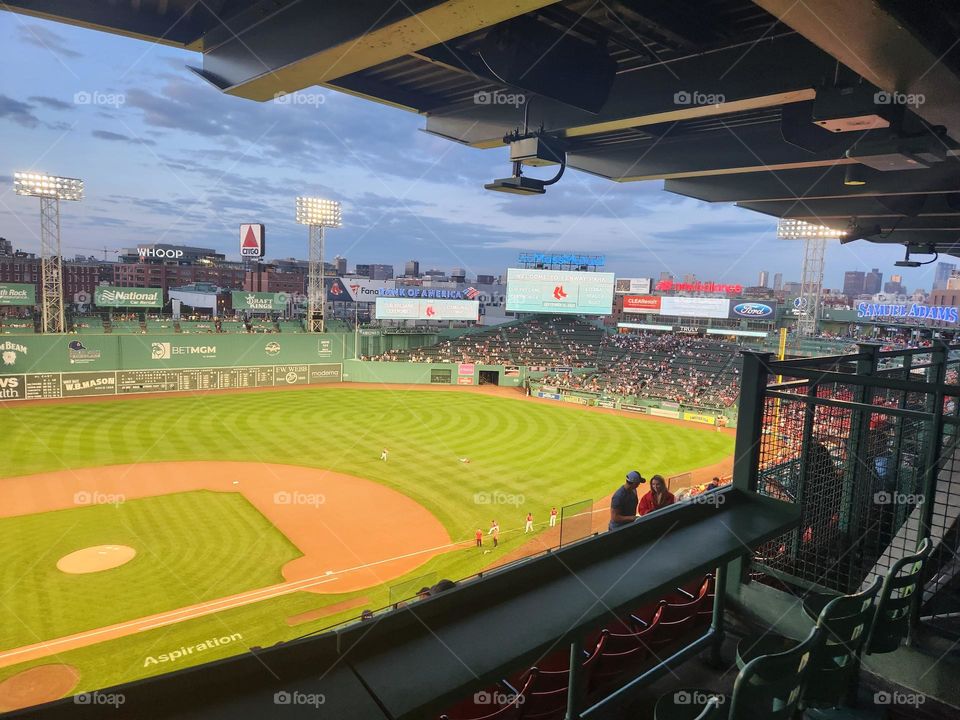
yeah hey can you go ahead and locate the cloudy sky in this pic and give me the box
[0,15,940,291]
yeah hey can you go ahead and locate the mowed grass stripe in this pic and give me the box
[0,492,300,650]
[0,388,732,654]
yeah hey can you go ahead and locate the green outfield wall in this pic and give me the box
[342,360,524,387]
[0,333,530,400]
[0,333,350,373]
[0,333,351,400]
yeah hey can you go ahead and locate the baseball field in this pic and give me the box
[0,385,733,710]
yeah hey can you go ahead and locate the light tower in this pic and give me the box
[13,172,84,333]
[295,197,342,333]
[777,219,846,336]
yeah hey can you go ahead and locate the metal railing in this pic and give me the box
[735,342,960,638]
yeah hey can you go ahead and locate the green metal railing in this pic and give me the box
[734,342,960,639]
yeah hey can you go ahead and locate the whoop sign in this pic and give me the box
[138,247,183,259]
[239,224,265,258]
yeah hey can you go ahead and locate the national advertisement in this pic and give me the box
[95,286,163,308]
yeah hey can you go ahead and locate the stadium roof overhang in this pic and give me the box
[5,0,960,255]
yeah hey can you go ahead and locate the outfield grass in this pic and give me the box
[0,387,733,691]
[0,492,300,650]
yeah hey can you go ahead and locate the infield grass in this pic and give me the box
[0,387,733,691]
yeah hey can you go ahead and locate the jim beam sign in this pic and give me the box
[240,224,265,258]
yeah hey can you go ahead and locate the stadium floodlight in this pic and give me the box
[295,197,342,333]
[295,197,342,228]
[14,172,84,201]
[776,218,847,240]
[13,172,84,334]
[777,218,846,337]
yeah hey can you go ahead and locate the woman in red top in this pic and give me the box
[637,474,675,516]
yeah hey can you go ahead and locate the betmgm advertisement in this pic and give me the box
[506,269,615,315]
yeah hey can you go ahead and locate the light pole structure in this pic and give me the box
[777,218,845,336]
[295,197,342,333]
[13,172,84,333]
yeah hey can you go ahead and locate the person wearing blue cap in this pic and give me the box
[609,471,645,531]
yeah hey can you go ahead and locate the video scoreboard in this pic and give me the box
[506,269,615,315]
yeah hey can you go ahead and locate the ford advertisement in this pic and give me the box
[729,302,775,319]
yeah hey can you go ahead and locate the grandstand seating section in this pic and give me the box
[218,319,247,333]
[107,319,144,334]
[372,317,604,367]
[145,318,176,333]
[0,317,36,334]
[176,320,217,334]
[438,573,715,720]
[370,316,743,408]
[41,315,313,334]
[248,318,278,333]
[279,320,305,333]
[72,317,103,334]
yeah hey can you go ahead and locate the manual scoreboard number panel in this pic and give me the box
[1,364,343,401]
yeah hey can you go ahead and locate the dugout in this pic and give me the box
[478,369,500,385]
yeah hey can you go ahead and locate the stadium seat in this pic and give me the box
[437,673,534,720]
[514,636,605,720]
[659,576,712,630]
[591,605,664,694]
[654,625,825,720]
[863,538,931,655]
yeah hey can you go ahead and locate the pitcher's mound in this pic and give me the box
[0,664,79,712]
[57,545,136,574]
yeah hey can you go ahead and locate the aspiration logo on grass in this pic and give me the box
[143,633,243,667]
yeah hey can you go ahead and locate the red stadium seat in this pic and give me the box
[590,605,664,694]
[658,575,711,626]
[438,674,534,720]
[518,636,606,720]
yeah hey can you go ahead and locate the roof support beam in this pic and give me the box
[564,123,877,182]
[665,165,960,203]
[752,0,960,142]
[189,0,557,101]
[1,0,213,48]
[425,33,830,147]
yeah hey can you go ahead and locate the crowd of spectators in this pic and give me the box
[537,332,742,408]
[367,316,603,367]
[368,317,744,408]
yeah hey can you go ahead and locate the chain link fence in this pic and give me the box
[743,344,960,638]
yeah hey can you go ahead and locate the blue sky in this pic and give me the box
[0,15,940,292]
